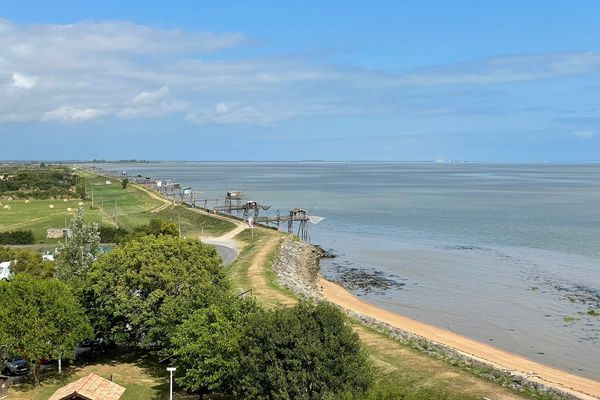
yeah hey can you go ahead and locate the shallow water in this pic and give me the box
[99,162,600,380]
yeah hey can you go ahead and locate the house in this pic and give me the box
[48,373,126,400]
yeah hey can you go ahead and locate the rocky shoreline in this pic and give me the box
[270,237,589,400]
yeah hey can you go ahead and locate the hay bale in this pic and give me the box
[49,204,55,209]
[3,205,10,210]
[24,199,31,203]
[63,198,68,202]
[67,207,73,212]
[78,202,84,206]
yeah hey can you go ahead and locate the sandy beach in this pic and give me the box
[319,277,600,400]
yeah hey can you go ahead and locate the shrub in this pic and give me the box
[98,226,129,243]
[0,230,35,245]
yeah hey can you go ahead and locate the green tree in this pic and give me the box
[173,297,260,396]
[0,247,55,278]
[84,235,225,348]
[233,301,373,399]
[0,274,92,384]
[121,178,129,189]
[134,218,179,237]
[55,207,101,289]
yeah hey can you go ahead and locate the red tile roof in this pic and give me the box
[48,373,126,400]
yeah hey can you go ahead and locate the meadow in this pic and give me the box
[0,169,236,243]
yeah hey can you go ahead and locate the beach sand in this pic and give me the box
[319,278,600,400]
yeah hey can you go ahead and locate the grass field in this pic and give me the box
[0,169,235,243]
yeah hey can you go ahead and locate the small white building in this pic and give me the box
[0,261,13,281]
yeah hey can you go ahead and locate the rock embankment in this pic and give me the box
[271,237,324,300]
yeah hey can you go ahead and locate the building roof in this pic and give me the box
[48,373,126,400]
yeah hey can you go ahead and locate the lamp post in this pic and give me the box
[167,367,176,400]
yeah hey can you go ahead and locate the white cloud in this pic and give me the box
[133,86,169,105]
[43,106,107,123]
[1,18,600,127]
[572,130,594,139]
[12,72,38,89]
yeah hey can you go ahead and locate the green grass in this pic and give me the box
[154,204,236,238]
[0,198,102,243]
[0,169,235,243]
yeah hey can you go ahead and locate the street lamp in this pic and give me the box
[167,367,176,400]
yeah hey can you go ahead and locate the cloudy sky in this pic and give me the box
[1,1,599,161]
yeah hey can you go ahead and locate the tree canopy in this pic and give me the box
[173,297,260,396]
[84,234,225,348]
[232,301,373,400]
[0,274,92,384]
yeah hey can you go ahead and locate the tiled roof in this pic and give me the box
[48,373,126,400]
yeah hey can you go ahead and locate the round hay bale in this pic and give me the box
[67,207,73,212]
[3,205,10,210]
[63,198,68,202]
[25,199,31,203]
[49,204,55,209]
[78,202,84,206]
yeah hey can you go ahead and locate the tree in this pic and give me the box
[134,218,179,237]
[173,297,260,396]
[0,247,55,278]
[84,235,226,348]
[121,178,129,189]
[55,207,101,290]
[233,301,373,399]
[0,274,92,384]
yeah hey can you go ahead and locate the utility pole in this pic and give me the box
[114,200,119,229]
[91,185,94,208]
[178,208,182,237]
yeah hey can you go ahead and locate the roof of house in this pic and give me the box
[48,373,126,400]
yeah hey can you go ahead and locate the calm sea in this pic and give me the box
[99,162,600,379]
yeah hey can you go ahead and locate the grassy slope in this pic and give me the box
[0,170,235,242]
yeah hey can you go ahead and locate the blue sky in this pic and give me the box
[1,1,599,161]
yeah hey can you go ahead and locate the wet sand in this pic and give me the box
[319,278,600,399]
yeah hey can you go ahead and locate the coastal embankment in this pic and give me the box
[271,237,600,400]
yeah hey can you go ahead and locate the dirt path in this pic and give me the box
[246,233,295,306]
[320,278,600,400]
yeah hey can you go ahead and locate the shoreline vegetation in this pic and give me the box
[2,166,599,399]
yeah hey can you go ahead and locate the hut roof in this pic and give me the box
[48,373,126,400]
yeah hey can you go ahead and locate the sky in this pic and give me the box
[0,1,599,161]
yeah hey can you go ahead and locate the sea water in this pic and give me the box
[99,162,600,379]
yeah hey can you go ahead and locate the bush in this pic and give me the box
[232,301,373,399]
[121,178,129,189]
[0,230,35,245]
[134,219,179,237]
[98,226,129,243]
